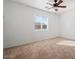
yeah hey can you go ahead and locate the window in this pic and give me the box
[34,16,48,31]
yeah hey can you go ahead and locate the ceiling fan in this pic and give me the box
[45,0,67,11]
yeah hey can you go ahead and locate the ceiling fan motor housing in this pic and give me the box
[55,0,58,3]
[53,3,58,7]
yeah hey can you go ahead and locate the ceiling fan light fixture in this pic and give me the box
[54,8,58,11]
[53,7,58,11]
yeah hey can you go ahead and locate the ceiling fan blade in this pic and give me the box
[57,6,66,8]
[57,0,63,5]
[45,6,54,9]
[47,2,53,6]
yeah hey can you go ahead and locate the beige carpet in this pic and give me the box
[4,37,75,59]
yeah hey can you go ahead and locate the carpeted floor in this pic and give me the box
[4,37,75,59]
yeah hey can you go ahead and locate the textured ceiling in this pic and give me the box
[10,0,75,14]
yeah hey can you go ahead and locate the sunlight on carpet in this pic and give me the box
[56,40,75,46]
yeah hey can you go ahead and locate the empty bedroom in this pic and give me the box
[3,0,75,59]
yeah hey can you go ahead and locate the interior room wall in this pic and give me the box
[60,10,75,40]
[3,0,59,48]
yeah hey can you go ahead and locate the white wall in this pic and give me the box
[60,10,75,40]
[3,0,59,48]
